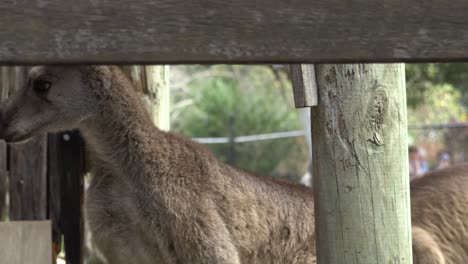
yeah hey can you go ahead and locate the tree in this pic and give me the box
[406,63,468,108]
[170,65,308,181]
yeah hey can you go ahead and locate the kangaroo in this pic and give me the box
[0,66,315,264]
[411,164,468,264]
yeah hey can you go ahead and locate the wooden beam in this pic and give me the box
[0,221,52,264]
[1,0,468,63]
[311,64,411,263]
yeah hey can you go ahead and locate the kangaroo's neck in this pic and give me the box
[80,66,169,179]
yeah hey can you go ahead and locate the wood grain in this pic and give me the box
[122,66,171,130]
[0,67,11,219]
[290,64,318,108]
[7,67,48,221]
[0,221,52,264]
[9,136,48,220]
[311,64,411,263]
[0,0,467,63]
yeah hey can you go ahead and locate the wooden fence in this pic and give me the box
[1,0,467,263]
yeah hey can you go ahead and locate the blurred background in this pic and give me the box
[170,65,309,183]
[170,63,468,185]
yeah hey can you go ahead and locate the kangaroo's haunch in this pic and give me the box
[411,164,468,264]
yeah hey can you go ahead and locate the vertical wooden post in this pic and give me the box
[312,64,411,263]
[144,66,171,130]
[290,64,318,187]
[48,131,85,264]
[8,66,48,221]
[0,67,10,220]
[122,65,171,129]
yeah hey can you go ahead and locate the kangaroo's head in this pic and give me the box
[0,66,97,143]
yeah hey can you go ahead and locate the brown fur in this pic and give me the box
[411,164,468,264]
[0,66,315,264]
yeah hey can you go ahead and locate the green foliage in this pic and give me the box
[407,83,466,125]
[171,65,307,180]
[407,83,466,143]
[406,63,468,108]
[406,64,468,164]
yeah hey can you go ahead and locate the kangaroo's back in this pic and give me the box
[411,164,468,263]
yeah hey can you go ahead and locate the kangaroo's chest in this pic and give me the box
[85,172,173,264]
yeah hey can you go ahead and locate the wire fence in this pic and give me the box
[192,130,306,144]
[408,122,468,130]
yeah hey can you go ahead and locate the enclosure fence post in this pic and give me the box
[0,67,9,220]
[312,64,411,263]
[122,65,171,129]
[8,66,48,221]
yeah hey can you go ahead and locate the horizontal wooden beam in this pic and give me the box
[1,0,468,64]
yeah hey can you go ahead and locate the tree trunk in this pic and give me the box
[312,64,411,263]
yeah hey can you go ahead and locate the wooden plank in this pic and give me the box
[0,67,11,219]
[9,136,48,220]
[290,64,318,108]
[1,0,468,63]
[0,221,52,264]
[8,67,48,220]
[312,64,411,263]
[48,131,85,264]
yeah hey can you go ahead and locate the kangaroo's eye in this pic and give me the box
[33,80,51,94]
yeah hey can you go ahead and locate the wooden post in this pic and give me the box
[48,131,85,264]
[8,67,48,221]
[0,67,10,220]
[122,65,171,129]
[311,64,411,263]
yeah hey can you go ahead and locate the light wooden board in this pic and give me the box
[0,0,468,63]
[0,221,52,264]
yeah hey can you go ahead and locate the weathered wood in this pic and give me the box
[290,64,318,107]
[122,66,171,129]
[9,136,48,220]
[1,1,468,63]
[312,64,411,263]
[0,221,52,264]
[48,131,85,264]
[145,66,171,130]
[8,67,48,220]
[0,67,11,220]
